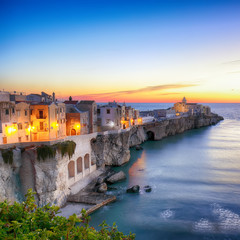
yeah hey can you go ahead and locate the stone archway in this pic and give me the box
[77,157,82,173]
[68,161,75,178]
[84,154,90,169]
[71,129,76,136]
[146,131,155,141]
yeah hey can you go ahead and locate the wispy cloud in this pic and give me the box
[222,60,240,65]
[159,92,181,96]
[227,71,240,74]
[72,83,198,100]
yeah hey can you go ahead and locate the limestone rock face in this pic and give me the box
[91,114,223,167]
[106,171,126,184]
[91,132,131,167]
[0,150,23,203]
[129,127,146,147]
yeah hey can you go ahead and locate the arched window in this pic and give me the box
[68,161,75,178]
[84,154,90,169]
[77,157,83,173]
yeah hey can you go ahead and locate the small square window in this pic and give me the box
[5,109,9,115]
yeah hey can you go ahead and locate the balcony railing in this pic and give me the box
[36,115,47,119]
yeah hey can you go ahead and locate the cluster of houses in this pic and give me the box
[0,91,142,144]
[0,91,211,145]
[140,97,211,121]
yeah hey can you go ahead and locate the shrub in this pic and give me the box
[0,189,135,240]
[37,141,77,161]
[0,149,13,164]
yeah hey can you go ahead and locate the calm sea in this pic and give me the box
[90,103,240,240]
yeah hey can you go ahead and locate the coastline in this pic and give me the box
[58,113,224,217]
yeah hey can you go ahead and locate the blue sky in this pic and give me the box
[1,0,240,102]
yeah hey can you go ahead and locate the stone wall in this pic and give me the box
[0,134,98,207]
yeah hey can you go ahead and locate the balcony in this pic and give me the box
[36,115,47,119]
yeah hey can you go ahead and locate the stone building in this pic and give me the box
[10,91,27,102]
[27,91,53,103]
[0,102,31,144]
[76,100,97,133]
[173,97,211,116]
[30,102,66,141]
[0,91,10,101]
[97,101,122,131]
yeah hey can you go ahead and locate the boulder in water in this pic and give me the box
[97,183,108,193]
[144,185,152,192]
[106,171,126,184]
[126,185,140,193]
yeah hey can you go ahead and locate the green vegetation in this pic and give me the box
[0,189,135,240]
[54,140,76,159]
[0,149,13,164]
[37,145,56,161]
[37,141,76,161]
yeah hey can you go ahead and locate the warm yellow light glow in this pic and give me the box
[76,124,80,129]
[52,122,59,129]
[6,126,17,135]
[7,127,12,135]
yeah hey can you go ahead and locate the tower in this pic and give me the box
[182,97,187,104]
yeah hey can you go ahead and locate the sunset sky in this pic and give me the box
[0,0,240,103]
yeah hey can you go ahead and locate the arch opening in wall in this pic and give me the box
[71,128,76,136]
[77,157,83,173]
[146,131,155,141]
[68,161,75,178]
[84,154,90,169]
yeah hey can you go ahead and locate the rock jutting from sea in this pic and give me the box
[0,113,223,208]
[91,113,224,167]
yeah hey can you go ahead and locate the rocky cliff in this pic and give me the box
[0,113,223,206]
[0,147,71,206]
[91,114,224,166]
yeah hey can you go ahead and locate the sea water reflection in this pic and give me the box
[90,105,240,240]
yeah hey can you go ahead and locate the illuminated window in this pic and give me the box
[18,123,22,130]
[40,122,44,130]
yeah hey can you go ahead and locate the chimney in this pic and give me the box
[53,92,56,103]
